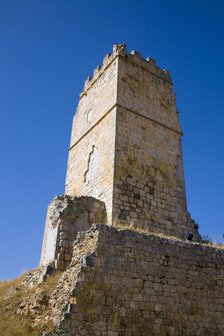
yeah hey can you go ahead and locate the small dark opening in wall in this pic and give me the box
[187,233,194,241]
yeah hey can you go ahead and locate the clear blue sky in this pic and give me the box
[0,0,223,280]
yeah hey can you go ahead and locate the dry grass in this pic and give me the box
[201,241,224,250]
[0,270,61,336]
[114,220,181,241]
[114,221,224,251]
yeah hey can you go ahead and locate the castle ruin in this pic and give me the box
[39,45,224,336]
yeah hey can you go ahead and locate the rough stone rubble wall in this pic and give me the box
[40,196,106,270]
[56,224,224,336]
[113,104,197,239]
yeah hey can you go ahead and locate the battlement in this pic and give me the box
[81,44,172,97]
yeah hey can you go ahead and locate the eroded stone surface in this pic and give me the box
[40,195,106,269]
[47,224,224,336]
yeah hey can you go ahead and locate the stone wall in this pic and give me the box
[53,224,224,336]
[113,104,197,240]
[65,109,116,224]
[40,195,106,270]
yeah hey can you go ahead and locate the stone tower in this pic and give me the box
[65,44,199,241]
[37,46,224,336]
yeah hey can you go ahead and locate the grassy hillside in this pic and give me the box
[0,271,60,336]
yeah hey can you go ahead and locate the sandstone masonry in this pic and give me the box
[50,225,224,336]
[38,45,221,336]
[40,195,106,269]
[65,44,200,241]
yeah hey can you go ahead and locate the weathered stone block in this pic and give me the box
[40,195,106,269]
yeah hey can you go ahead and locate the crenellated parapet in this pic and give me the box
[128,48,171,83]
[81,43,126,96]
[81,43,172,97]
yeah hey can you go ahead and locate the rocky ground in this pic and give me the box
[0,268,63,335]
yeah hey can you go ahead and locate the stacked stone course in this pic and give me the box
[50,224,224,336]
